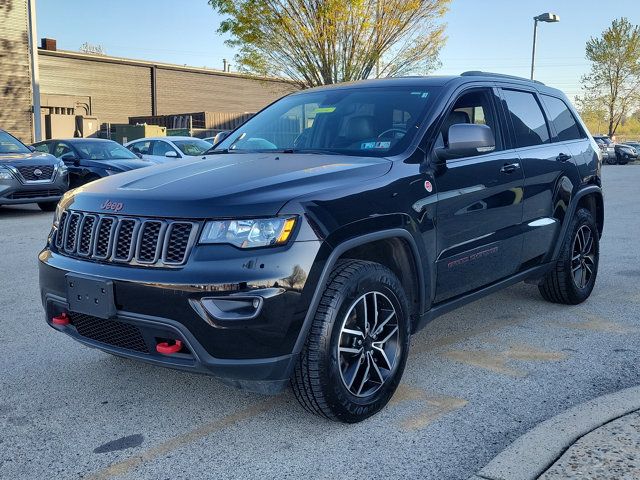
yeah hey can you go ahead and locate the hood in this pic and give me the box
[62,153,392,218]
[83,158,153,171]
[0,151,59,165]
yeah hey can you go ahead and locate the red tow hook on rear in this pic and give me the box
[52,313,70,326]
[156,340,183,355]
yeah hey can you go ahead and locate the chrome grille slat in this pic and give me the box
[54,210,197,267]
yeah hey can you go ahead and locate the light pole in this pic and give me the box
[530,12,560,80]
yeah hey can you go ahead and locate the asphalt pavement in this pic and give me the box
[1,165,639,480]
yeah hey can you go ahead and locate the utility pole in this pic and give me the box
[27,0,42,142]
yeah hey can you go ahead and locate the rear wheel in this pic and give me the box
[37,201,58,212]
[538,208,599,304]
[291,259,410,423]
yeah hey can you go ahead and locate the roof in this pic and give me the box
[294,71,564,96]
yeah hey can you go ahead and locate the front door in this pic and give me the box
[433,88,525,302]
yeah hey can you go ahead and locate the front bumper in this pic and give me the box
[39,240,324,393]
[0,169,68,205]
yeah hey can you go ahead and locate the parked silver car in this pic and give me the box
[0,129,69,211]
[124,136,213,164]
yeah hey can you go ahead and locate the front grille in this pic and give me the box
[16,165,55,181]
[8,189,61,199]
[54,210,198,267]
[70,312,149,353]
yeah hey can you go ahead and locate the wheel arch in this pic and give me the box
[552,185,603,260]
[292,228,426,355]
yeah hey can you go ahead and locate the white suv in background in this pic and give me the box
[124,136,213,164]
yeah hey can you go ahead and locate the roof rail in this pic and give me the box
[460,71,545,86]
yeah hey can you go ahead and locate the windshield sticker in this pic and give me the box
[314,107,336,114]
[411,92,430,98]
[361,141,391,150]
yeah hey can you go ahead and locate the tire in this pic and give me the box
[291,259,410,423]
[538,208,599,305]
[605,156,617,165]
[37,201,58,212]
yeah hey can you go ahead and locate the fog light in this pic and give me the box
[197,296,264,322]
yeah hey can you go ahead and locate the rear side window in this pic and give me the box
[502,90,550,148]
[542,95,583,141]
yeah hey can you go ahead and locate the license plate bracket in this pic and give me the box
[66,274,116,319]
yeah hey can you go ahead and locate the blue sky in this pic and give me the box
[36,0,639,99]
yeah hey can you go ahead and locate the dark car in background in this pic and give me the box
[33,138,152,188]
[615,143,638,164]
[0,129,68,211]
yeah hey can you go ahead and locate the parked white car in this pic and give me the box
[124,136,213,164]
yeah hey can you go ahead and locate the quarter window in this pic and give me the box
[542,95,583,141]
[502,90,550,148]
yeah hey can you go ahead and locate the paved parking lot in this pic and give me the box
[1,166,639,480]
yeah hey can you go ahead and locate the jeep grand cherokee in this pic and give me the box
[39,72,603,423]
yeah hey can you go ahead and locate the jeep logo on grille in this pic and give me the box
[101,200,124,212]
[33,168,43,177]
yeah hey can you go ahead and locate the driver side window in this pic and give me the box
[54,142,73,158]
[437,89,503,152]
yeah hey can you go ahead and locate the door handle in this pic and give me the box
[556,153,572,162]
[500,162,520,174]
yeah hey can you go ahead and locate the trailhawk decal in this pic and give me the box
[447,246,499,269]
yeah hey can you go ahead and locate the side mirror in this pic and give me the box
[60,152,79,165]
[27,145,36,152]
[212,131,230,145]
[165,151,179,158]
[435,124,495,161]
[134,152,143,159]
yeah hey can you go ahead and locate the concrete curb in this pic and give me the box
[471,385,640,480]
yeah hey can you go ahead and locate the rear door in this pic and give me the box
[433,86,525,302]
[499,88,579,267]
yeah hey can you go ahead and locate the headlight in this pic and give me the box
[0,166,14,180]
[58,161,68,175]
[199,217,297,248]
[53,202,65,228]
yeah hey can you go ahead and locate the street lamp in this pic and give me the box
[530,12,560,80]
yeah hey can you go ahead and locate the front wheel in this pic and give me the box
[291,259,410,423]
[538,208,599,304]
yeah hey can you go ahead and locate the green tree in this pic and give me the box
[578,18,640,137]
[209,0,450,87]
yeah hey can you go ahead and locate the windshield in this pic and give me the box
[173,139,213,156]
[0,131,30,154]
[75,141,139,160]
[215,86,439,157]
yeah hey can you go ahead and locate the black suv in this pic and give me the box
[39,72,603,423]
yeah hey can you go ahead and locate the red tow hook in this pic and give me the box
[52,313,70,326]
[156,340,183,355]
